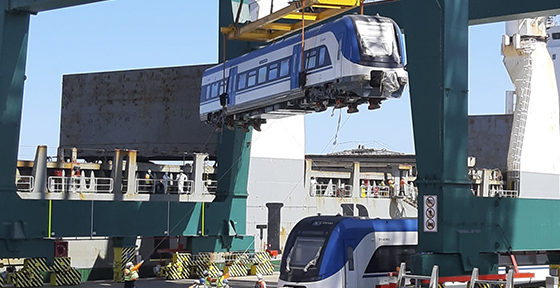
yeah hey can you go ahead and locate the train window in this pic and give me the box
[337,33,344,60]
[286,236,325,267]
[553,33,560,40]
[258,66,267,83]
[306,50,317,69]
[347,246,354,271]
[211,82,219,98]
[318,47,326,66]
[247,70,257,87]
[268,63,278,80]
[280,59,290,77]
[365,245,416,273]
[355,19,400,63]
[238,73,247,90]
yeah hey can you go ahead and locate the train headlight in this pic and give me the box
[398,76,408,85]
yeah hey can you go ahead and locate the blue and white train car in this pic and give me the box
[200,14,408,130]
[278,215,417,288]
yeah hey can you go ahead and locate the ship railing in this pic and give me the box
[359,186,391,198]
[204,179,218,194]
[47,176,113,193]
[489,188,519,198]
[136,179,194,194]
[310,183,352,197]
[16,176,34,192]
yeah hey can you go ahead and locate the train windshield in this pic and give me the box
[354,18,401,65]
[286,236,325,269]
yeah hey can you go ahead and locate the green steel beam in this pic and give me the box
[469,0,560,25]
[364,0,560,25]
[8,0,107,13]
[0,3,52,258]
[0,3,30,195]
[396,0,560,276]
[400,0,472,275]
[363,0,560,276]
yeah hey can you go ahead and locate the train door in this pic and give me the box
[344,239,358,288]
[227,67,238,106]
[290,45,301,89]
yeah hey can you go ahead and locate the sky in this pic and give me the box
[18,0,518,160]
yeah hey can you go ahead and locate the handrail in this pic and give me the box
[489,188,518,198]
[16,176,34,192]
[309,183,352,197]
[469,268,514,288]
[359,185,391,198]
[136,178,195,194]
[396,262,439,288]
[47,176,113,193]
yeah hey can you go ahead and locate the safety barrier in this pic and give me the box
[396,262,439,288]
[310,183,352,197]
[154,251,274,280]
[23,258,49,274]
[16,176,34,192]
[51,257,71,272]
[113,246,136,283]
[50,258,81,286]
[50,267,81,286]
[224,253,250,277]
[47,176,113,193]
[160,253,193,280]
[250,252,274,276]
[13,269,43,288]
[10,258,49,288]
[192,253,220,278]
[7,257,81,287]
[468,268,513,288]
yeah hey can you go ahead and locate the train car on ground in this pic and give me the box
[277,215,550,288]
[200,14,408,130]
[278,215,417,288]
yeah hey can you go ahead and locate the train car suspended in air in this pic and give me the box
[200,14,408,131]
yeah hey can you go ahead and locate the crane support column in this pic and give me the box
[0,3,29,196]
[399,0,488,276]
[0,3,53,257]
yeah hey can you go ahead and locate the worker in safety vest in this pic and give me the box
[400,178,407,196]
[202,270,212,288]
[145,169,153,193]
[254,273,266,288]
[123,260,144,288]
[388,178,395,195]
[216,270,228,288]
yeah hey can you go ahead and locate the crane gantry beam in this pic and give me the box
[7,0,107,13]
[221,0,360,42]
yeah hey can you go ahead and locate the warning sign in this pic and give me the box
[423,195,437,232]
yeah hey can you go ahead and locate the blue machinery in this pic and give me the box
[2,0,560,277]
